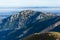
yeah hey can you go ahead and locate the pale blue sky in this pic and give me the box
[0,0,60,7]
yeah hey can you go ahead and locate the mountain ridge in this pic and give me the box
[0,10,59,40]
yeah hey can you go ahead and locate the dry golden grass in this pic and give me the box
[23,32,60,40]
[48,32,60,39]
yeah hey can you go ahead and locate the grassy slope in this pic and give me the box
[23,32,60,40]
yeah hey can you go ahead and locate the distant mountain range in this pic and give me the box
[0,10,60,40]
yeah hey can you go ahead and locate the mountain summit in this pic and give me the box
[1,10,57,30]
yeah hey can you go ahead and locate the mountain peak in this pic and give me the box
[1,10,57,30]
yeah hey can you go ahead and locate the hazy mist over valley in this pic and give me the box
[0,7,60,19]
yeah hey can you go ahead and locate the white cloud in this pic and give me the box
[0,0,60,7]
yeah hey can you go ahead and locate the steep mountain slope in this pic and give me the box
[23,16,60,39]
[0,10,59,40]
